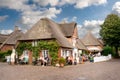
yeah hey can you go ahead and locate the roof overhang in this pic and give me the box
[87,46,102,52]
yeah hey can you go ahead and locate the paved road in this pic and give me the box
[0,59,120,80]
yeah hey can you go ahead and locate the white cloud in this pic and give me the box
[60,18,69,23]
[72,16,77,21]
[49,0,59,6]
[77,24,82,29]
[21,7,61,27]
[34,0,59,6]
[61,16,77,23]
[33,0,76,7]
[43,7,62,18]
[75,0,107,9]
[58,0,76,6]
[0,0,31,12]
[34,0,49,6]
[75,0,89,9]
[78,20,104,38]
[84,20,103,29]
[0,0,62,31]
[112,2,120,15]
[0,15,8,22]
[0,29,13,34]
[33,0,107,9]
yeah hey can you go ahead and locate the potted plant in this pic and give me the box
[59,57,66,67]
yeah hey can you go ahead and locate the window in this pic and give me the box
[32,40,38,47]
[42,50,49,58]
[61,49,72,58]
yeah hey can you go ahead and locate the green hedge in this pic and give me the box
[0,50,12,62]
[101,45,118,58]
[102,45,112,56]
[101,45,120,58]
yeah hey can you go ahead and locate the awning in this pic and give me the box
[87,46,102,52]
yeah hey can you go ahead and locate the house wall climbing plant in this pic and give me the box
[16,40,60,65]
[16,42,32,56]
[38,40,60,65]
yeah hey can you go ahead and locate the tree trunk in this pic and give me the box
[115,46,119,58]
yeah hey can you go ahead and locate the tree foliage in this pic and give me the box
[100,14,120,56]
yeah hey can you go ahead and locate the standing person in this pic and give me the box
[81,54,85,64]
[10,47,16,65]
[74,59,77,65]
[89,54,94,62]
[79,54,82,64]
[6,56,11,64]
[39,56,44,66]
[24,53,29,64]
[66,57,68,65]
[44,57,48,66]
[69,56,73,65]
[45,56,49,66]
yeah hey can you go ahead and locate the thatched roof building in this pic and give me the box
[82,31,101,46]
[20,18,77,48]
[82,31,103,52]
[0,27,23,51]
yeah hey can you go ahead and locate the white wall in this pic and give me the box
[94,54,112,62]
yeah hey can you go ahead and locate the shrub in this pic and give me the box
[59,57,66,65]
[51,57,59,66]
[0,50,12,62]
[112,53,119,58]
[102,45,114,56]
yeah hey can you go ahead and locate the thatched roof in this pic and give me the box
[82,31,101,46]
[59,22,77,37]
[5,30,23,44]
[20,18,75,48]
[20,19,53,40]
[0,29,23,49]
[97,38,104,46]
[47,18,74,48]
[0,34,10,43]
[76,39,87,50]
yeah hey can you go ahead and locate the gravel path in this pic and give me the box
[0,59,120,80]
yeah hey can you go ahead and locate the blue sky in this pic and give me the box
[0,0,120,38]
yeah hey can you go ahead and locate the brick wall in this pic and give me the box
[0,44,13,52]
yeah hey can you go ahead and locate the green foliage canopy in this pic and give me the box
[100,14,120,47]
[100,14,120,56]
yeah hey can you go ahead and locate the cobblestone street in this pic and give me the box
[0,59,120,80]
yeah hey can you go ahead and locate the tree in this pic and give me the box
[100,14,120,57]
